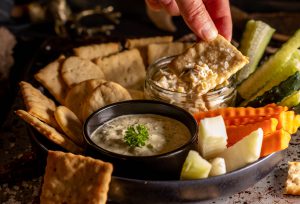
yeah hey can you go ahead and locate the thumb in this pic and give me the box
[175,0,218,41]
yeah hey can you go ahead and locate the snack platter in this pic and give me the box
[16,30,300,204]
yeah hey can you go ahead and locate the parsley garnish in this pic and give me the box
[124,124,149,147]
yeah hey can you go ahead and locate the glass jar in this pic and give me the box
[144,56,237,114]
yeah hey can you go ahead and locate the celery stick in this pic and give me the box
[236,20,275,84]
[240,50,300,106]
[238,29,300,100]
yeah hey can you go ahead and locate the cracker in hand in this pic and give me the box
[169,35,249,95]
[54,106,85,147]
[64,79,106,119]
[34,55,68,104]
[40,151,113,204]
[61,56,105,87]
[15,110,83,153]
[19,81,60,130]
[73,42,121,60]
[285,161,300,195]
[81,81,132,121]
[96,49,146,90]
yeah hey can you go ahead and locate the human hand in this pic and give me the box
[145,0,232,41]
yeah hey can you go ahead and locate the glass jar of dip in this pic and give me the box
[144,56,237,114]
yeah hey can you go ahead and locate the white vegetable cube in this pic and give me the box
[180,150,212,180]
[209,157,226,176]
[219,128,263,172]
[198,115,227,159]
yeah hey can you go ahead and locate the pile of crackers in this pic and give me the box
[15,35,193,153]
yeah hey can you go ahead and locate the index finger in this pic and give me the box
[175,0,218,41]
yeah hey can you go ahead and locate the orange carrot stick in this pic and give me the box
[277,111,295,134]
[292,114,300,134]
[194,105,288,123]
[260,129,291,157]
[226,118,278,147]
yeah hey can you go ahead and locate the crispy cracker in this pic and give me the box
[15,110,82,153]
[34,55,68,104]
[284,161,300,195]
[19,81,60,130]
[125,36,173,65]
[147,42,193,65]
[61,56,105,87]
[169,35,249,94]
[40,150,113,204]
[96,49,146,90]
[127,89,145,100]
[73,42,121,60]
[54,106,84,146]
[65,79,106,119]
[81,81,132,121]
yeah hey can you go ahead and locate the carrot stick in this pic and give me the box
[277,111,295,134]
[260,129,291,157]
[226,118,278,147]
[292,114,300,134]
[194,105,288,123]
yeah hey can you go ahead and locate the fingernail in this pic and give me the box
[201,24,218,41]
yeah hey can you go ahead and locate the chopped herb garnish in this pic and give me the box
[124,124,149,147]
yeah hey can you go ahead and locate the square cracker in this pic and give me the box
[61,56,105,87]
[96,49,146,90]
[125,36,173,65]
[285,161,300,195]
[34,55,68,105]
[73,42,121,60]
[147,42,193,65]
[40,151,113,204]
[19,81,60,130]
[15,110,82,153]
[169,35,249,94]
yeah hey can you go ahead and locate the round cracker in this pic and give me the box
[54,106,84,146]
[81,81,132,121]
[61,56,105,87]
[64,79,106,119]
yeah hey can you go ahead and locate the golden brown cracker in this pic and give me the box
[127,89,145,100]
[285,161,300,195]
[147,42,186,65]
[125,36,173,65]
[169,35,249,94]
[54,106,84,146]
[81,81,132,121]
[64,79,106,119]
[34,55,68,104]
[15,110,82,153]
[19,81,60,130]
[40,150,113,204]
[73,42,121,60]
[96,49,146,90]
[61,56,105,87]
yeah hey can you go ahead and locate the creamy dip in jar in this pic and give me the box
[90,114,191,156]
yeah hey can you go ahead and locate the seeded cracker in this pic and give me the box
[65,79,106,120]
[125,36,173,65]
[61,56,105,87]
[81,81,132,121]
[19,81,60,130]
[54,106,85,147]
[96,49,146,90]
[15,110,82,153]
[34,55,68,104]
[73,42,121,60]
[169,35,249,95]
[285,161,300,195]
[40,151,113,204]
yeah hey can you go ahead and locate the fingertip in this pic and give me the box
[199,23,218,42]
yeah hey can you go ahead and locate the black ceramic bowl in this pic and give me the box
[83,100,198,180]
